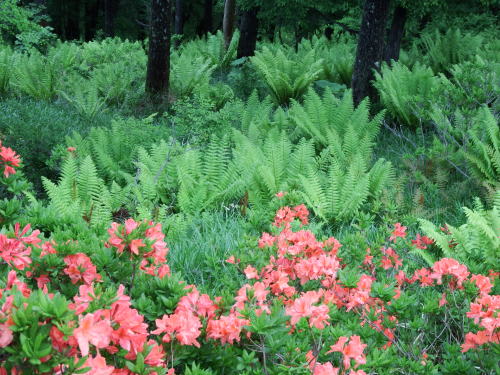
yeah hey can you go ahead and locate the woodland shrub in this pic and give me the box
[0,143,498,374]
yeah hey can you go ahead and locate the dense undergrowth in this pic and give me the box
[0,19,499,375]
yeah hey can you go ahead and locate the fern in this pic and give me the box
[290,89,384,162]
[373,61,438,128]
[420,28,484,74]
[464,107,500,189]
[419,195,500,272]
[170,51,215,98]
[12,52,58,100]
[251,46,323,106]
[0,46,13,95]
[299,155,393,223]
[179,30,239,72]
[60,77,107,120]
[42,155,122,227]
[176,136,246,214]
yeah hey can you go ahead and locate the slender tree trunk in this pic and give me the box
[146,0,171,99]
[223,0,236,49]
[198,0,213,35]
[174,0,184,39]
[78,0,86,41]
[104,0,121,37]
[351,0,391,105]
[237,7,259,58]
[384,6,407,63]
[87,0,100,40]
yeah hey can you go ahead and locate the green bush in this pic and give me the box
[374,62,439,128]
[0,97,109,191]
[251,46,323,106]
[419,28,484,74]
[12,52,58,100]
[419,192,500,273]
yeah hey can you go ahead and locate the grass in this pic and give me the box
[168,211,250,295]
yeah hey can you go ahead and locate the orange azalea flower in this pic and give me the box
[73,313,113,356]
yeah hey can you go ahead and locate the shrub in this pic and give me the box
[463,108,500,190]
[251,46,323,106]
[170,51,215,98]
[0,45,13,95]
[373,61,438,128]
[419,28,484,74]
[419,192,500,273]
[0,98,108,191]
[12,52,58,100]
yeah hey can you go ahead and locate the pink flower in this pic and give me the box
[153,310,202,347]
[313,362,339,375]
[81,354,115,375]
[206,313,249,345]
[327,335,367,369]
[0,141,21,178]
[73,313,113,356]
[244,265,259,279]
[0,324,13,348]
[389,223,407,242]
[64,253,102,285]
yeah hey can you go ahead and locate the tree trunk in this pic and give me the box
[198,0,213,35]
[237,7,259,58]
[174,0,183,35]
[146,0,171,99]
[351,0,391,105]
[174,0,183,47]
[104,0,121,37]
[78,0,86,41]
[223,0,236,50]
[384,6,407,63]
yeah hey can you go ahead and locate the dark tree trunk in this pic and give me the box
[78,0,86,41]
[351,0,391,105]
[198,0,213,35]
[174,0,183,47]
[223,0,236,49]
[237,7,259,58]
[324,26,334,40]
[104,0,121,37]
[86,0,100,40]
[174,0,183,35]
[384,6,407,63]
[146,0,171,99]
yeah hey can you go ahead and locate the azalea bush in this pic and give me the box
[0,144,498,374]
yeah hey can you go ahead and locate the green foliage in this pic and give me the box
[60,78,107,120]
[12,52,58,100]
[419,28,485,74]
[436,56,500,117]
[170,51,215,98]
[232,130,314,208]
[290,89,384,156]
[0,97,108,191]
[419,193,500,273]
[0,46,13,94]
[80,38,147,69]
[0,0,55,51]
[41,155,124,228]
[55,116,168,185]
[181,30,240,72]
[463,108,500,189]
[298,35,355,86]
[176,136,245,214]
[251,46,323,106]
[373,62,438,127]
[90,59,144,106]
